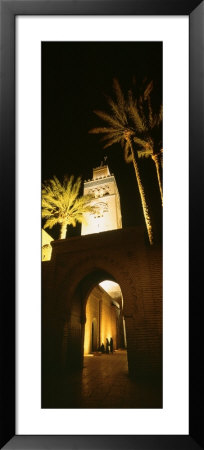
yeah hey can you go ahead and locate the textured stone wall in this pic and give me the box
[84,287,100,354]
[99,292,118,351]
[42,229,53,261]
[82,285,119,355]
[42,227,162,380]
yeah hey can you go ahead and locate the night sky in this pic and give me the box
[42,42,162,240]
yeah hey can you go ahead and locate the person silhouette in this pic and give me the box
[100,343,105,353]
[110,337,113,353]
[106,338,110,354]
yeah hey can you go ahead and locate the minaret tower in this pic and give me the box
[81,164,122,235]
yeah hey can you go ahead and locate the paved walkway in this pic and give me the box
[44,350,162,409]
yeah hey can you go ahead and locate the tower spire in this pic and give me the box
[81,164,122,235]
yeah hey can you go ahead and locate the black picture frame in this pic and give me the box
[0,0,203,449]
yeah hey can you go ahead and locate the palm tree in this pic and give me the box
[128,82,163,205]
[89,78,154,245]
[42,175,95,239]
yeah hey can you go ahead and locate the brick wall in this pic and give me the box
[42,227,162,380]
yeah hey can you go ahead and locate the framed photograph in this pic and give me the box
[0,1,203,449]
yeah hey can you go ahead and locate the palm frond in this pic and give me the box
[103,135,123,149]
[42,175,96,238]
[137,96,147,128]
[127,91,146,133]
[133,136,149,148]
[147,96,153,128]
[89,127,117,135]
[93,110,122,129]
[155,104,163,126]
[112,78,126,121]
[42,208,56,219]
[90,77,162,181]
[143,81,153,100]
[44,217,59,230]
[137,147,153,159]
[106,95,127,125]
[100,130,123,143]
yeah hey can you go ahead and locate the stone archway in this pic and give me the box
[55,256,145,376]
[42,228,162,381]
[60,267,123,371]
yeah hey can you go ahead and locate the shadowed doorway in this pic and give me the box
[84,280,127,356]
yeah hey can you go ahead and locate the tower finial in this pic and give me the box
[100,156,108,167]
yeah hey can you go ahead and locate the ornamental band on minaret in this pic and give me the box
[81,164,122,235]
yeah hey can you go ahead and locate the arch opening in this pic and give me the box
[84,279,126,356]
[62,268,128,372]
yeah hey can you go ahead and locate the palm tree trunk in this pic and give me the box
[129,140,154,245]
[60,222,67,239]
[152,152,163,206]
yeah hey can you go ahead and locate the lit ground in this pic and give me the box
[43,350,162,409]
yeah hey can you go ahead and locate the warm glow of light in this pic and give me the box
[81,166,122,235]
[84,326,90,355]
[42,229,53,261]
[84,299,93,355]
[82,202,121,235]
[84,283,121,355]
[99,280,122,299]
[100,327,112,348]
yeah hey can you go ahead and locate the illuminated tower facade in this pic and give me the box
[81,164,122,235]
